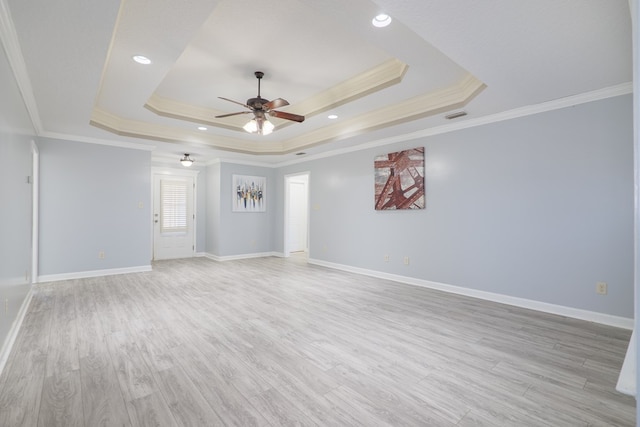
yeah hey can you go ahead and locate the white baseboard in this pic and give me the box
[204,251,280,262]
[616,330,636,397]
[308,258,633,330]
[195,252,207,257]
[38,265,152,283]
[0,288,33,376]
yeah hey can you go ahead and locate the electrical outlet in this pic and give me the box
[384,254,390,262]
[98,251,105,259]
[596,282,608,295]
[404,256,410,265]
[5,298,8,316]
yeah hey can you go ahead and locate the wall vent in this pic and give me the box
[445,111,467,120]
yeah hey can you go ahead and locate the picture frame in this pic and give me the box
[232,174,266,212]
[374,147,425,210]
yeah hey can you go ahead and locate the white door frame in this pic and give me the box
[283,171,310,257]
[31,140,39,283]
[151,167,199,260]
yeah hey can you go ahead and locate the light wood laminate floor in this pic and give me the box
[0,256,634,426]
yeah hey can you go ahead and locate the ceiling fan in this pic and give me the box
[215,71,305,135]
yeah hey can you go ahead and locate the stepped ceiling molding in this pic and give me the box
[2,0,632,164]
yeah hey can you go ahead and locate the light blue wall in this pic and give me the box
[0,42,35,348]
[38,138,152,276]
[275,95,634,318]
[206,162,275,257]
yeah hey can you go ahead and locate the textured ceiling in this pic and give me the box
[2,0,632,164]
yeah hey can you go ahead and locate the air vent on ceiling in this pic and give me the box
[445,111,467,120]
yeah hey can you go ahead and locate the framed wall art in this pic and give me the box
[232,174,266,212]
[374,147,425,210]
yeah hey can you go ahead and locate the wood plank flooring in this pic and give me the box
[0,256,635,426]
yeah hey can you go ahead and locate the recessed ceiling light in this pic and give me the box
[327,114,338,119]
[372,14,392,28]
[132,55,151,65]
[197,126,207,131]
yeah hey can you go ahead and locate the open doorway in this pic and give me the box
[284,172,310,258]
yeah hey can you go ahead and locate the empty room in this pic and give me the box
[1,0,638,426]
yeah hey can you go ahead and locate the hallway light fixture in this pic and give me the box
[180,153,194,167]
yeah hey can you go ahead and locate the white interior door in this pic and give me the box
[287,175,309,253]
[153,174,195,260]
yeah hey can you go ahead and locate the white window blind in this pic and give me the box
[160,180,188,232]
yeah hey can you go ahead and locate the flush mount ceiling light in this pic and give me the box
[197,126,207,131]
[180,153,194,167]
[372,14,392,28]
[327,114,338,119]
[132,55,151,65]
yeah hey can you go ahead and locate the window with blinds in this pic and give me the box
[160,179,188,232]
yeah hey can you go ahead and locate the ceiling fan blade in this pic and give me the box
[264,98,289,110]
[215,111,252,118]
[269,110,305,123]
[218,97,252,110]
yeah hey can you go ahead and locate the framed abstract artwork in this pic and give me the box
[232,175,266,212]
[374,147,425,210]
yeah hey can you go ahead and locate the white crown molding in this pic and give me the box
[309,258,633,330]
[144,58,409,132]
[0,0,43,133]
[293,58,409,118]
[40,130,156,151]
[205,157,280,168]
[281,73,486,153]
[92,71,482,155]
[90,107,285,154]
[275,82,633,167]
[145,96,244,132]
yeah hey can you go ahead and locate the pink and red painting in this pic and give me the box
[374,147,425,210]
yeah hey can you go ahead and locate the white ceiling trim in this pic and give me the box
[40,130,155,151]
[275,82,633,168]
[90,107,285,153]
[46,80,630,165]
[145,58,409,132]
[91,72,485,155]
[281,73,485,152]
[0,0,43,134]
[289,58,409,120]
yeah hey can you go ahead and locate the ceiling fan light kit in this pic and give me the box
[216,71,305,135]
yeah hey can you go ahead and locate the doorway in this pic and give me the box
[152,170,197,260]
[284,172,310,257]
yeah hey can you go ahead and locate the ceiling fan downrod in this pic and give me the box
[255,71,264,98]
